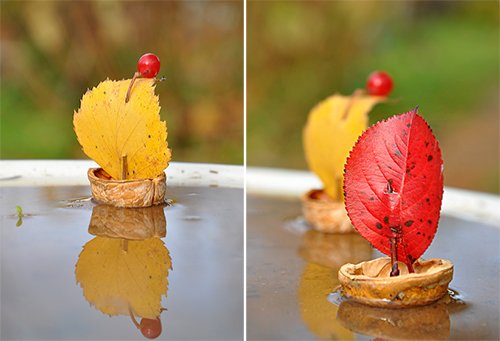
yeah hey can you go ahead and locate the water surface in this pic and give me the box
[247,195,499,340]
[1,186,243,340]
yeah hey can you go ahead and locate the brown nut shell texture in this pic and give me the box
[338,257,453,308]
[88,168,166,208]
[301,189,354,233]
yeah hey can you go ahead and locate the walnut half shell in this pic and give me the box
[338,257,453,308]
[301,189,354,233]
[88,168,166,208]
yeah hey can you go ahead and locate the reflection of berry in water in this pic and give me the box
[138,53,161,78]
[366,71,393,96]
[139,317,162,339]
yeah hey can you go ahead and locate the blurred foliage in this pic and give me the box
[248,0,499,193]
[0,1,243,164]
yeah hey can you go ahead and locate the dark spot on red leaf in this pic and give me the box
[428,219,432,224]
[417,231,421,235]
[404,220,414,227]
[376,223,382,229]
[406,123,411,128]
[369,196,374,201]
[427,155,433,161]
[384,216,389,224]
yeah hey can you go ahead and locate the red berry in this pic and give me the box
[139,317,162,339]
[137,53,160,78]
[366,71,393,96]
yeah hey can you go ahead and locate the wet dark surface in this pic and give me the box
[1,186,243,340]
[247,195,500,341]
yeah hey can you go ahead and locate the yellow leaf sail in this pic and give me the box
[74,78,171,180]
[75,237,171,319]
[303,93,383,200]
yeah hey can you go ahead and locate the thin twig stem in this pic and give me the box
[125,72,140,103]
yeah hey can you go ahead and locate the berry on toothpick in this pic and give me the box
[138,53,161,78]
[366,71,393,96]
[125,53,161,103]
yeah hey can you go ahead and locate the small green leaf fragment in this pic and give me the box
[16,205,23,215]
[16,217,23,227]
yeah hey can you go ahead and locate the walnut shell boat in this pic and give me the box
[338,257,453,308]
[301,189,354,233]
[89,204,166,240]
[88,168,166,208]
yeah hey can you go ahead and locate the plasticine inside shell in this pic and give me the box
[301,189,354,233]
[338,257,453,308]
[88,168,166,208]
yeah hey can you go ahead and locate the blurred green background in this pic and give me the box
[1,1,243,164]
[248,1,499,194]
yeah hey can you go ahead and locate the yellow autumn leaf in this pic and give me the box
[303,93,383,200]
[74,78,171,180]
[75,237,171,319]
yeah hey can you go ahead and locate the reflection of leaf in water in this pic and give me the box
[75,237,171,319]
[298,263,354,341]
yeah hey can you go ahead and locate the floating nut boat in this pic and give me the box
[301,189,353,233]
[338,257,453,308]
[88,168,166,208]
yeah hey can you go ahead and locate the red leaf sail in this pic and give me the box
[343,109,443,271]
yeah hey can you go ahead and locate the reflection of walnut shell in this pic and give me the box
[89,204,166,240]
[301,189,354,233]
[88,168,166,208]
[299,230,371,269]
[337,300,450,340]
[339,257,453,308]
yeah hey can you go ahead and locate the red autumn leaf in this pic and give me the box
[343,108,443,272]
